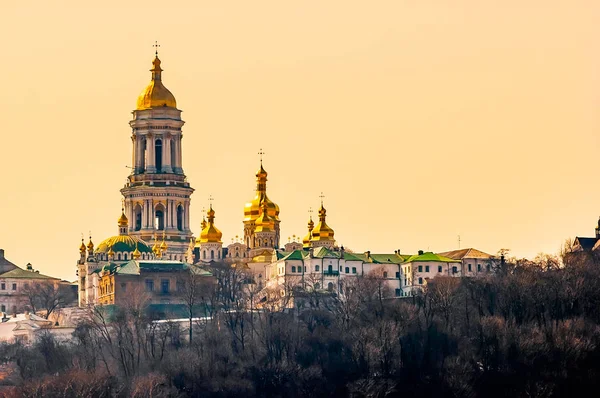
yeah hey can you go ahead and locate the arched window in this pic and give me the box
[124,253,128,261]
[211,250,214,260]
[292,266,296,273]
[134,204,142,231]
[117,253,121,261]
[328,264,333,272]
[314,283,320,290]
[203,250,206,259]
[177,205,183,231]
[327,282,334,292]
[315,265,320,272]
[155,204,165,230]
[155,139,163,172]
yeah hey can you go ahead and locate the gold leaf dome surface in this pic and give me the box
[244,164,280,222]
[254,202,275,233]
[136,56,177,110]
[198,206,223,243]
[311,205,335,241]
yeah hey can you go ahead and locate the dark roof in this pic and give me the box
[0,268,59,280]
[574,237,598,251]
[0,251,18,275]
[438,248,493,260]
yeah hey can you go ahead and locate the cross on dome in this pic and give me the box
[153,41,160,56]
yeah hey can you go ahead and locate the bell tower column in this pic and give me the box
[147,134,156,173]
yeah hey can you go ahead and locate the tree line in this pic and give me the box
[1,243,600,397]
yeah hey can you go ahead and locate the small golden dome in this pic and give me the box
[79,239,87,254]
[160,240,168,252]
[87,237,94,252]
[255,201,275,233]
[302,216,315,247]
[199,205,223,243]
[311,204,335,241]
[244,163,280,222]
[107,245,115,258]
[118,210,128,228]
[132,244,141,260]
[136,56,177,110]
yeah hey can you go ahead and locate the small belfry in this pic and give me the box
[121,47,194,259]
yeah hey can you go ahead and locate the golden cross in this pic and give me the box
[319,192,325,206]
[258,148,265,164]
[153,41,160,56]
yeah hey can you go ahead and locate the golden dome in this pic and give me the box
[132,244,141,260]
[255,201,275,233]
[244,163,280,222]
[136,56,177,110]
[107,245,115,258]
[79,239,87,254]
[118,209,128,228]
[87,237,94,252]
[302,216,315,248]
[198,206,223,243]
[311,204,335,241]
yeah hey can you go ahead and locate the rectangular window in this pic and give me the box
[418,265,423,272]
[383,271,388,278]
[395,289,401,297]
[121,283,127,292]
[11,284,16,291]
[315,265,320,272]
[452,266,458,274]
[352,267,357,274]
[395,272,400,278]
[1,283,5,290]
[291,266,296,273]
[418,277,423,284]
[487,264,491,271]
[438,266,442,273]
[468,264,472,272]
[145,279,154,292]
[345,267,349,274]
[0,304,5,312]
[339,266,342,271]
[478,264,481,272]
[161,279,170,294]
[425,266,429,272]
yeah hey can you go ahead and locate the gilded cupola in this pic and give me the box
[303,215,315,248]
[244,162,280,222]
[199,205,223,243]
[311,204,335,241]
[254,201,275,233]
[79,238,87,254]
[136,55,177,110]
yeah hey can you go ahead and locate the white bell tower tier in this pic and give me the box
[120,54,194,258]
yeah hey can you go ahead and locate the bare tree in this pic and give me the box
[23,282,76,319]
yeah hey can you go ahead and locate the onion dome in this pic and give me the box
[152,233,160,256]
[201,216,207,231]
[198,205,223,243]
[254,201,275,233]
[311,204,335,241]
[118,210,128,228]
[87,237,94,253]
[136,56,177,110]
[244,163,280,222]
[303,216,315,248]
[160,236,168,253]
[132,243,141,260]
[79,238,87,254]
[107,245,115,259]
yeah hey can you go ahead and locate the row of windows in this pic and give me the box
[288,266,358,274]
[0,304,17,313]
[0,283,17,291]
[144,279,183,294]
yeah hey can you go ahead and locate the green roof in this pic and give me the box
[312,247,340,259]
[281,250,308,261]
[404,252,461,263]
[95,260,212,277]
[0,268,59,280]
[96,235,153,254]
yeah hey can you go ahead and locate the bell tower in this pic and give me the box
[120,51,194,258]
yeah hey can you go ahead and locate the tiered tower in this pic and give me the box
[120,53,194,258]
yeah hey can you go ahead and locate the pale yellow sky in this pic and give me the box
[1,1,599,280]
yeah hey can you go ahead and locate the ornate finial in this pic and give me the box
[153,41,160,57]
[319,192,325,206]
[308,207,313,218]
[208,194,214,208]
[258,148,265,164]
